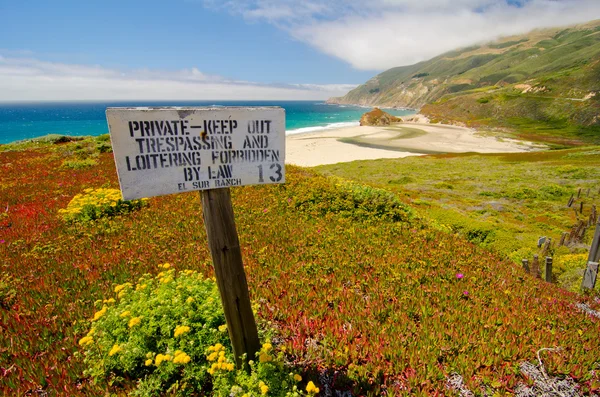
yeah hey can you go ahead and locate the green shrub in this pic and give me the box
[96,134,113,153]
[79,265,230,395]
[210,343,311,397]
[61,158,98,169]
[290,177,414,223]
[539,184,569,198]
[59,188,147,223]
[78,265,318,396]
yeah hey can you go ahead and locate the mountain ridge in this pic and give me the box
[328,19,600,144]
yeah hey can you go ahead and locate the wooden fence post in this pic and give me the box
[532,255,541,279]
[201,188,260,368]
[582,220,600,290]
[545,257,553,283]
[541,238,551,256]
[559,232,567,246]
[522,259,530,273]
[567,195,574,207]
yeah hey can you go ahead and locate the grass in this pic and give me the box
[1,138,600,395]
[317,147,600,291]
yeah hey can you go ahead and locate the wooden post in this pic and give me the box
[522,259,530,273]
[580,201,584,214]
[532,255,541,279]
[567,195,574,207]
[545,257,553,283]
[559,232,567,246]
[582,262,599,291]
[577,188,581,198]
[582,220,600,290]
[541,238,551,256]
[201,188,260,368]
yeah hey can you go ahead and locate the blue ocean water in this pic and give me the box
[0,101,414,145]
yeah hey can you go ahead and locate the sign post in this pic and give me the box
[106,107,285,367]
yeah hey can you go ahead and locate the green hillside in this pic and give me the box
[328,20,600,144]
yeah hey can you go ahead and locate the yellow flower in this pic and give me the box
[294,374,302,382]
[262,342,272,352]
[119,310,131,318]
[92,306,107,321]
[306,381,319,394]
[186,297,194,304]
[128,317,141,328]
[226,363,234,371]
[259,381,269,395]
[114,284,126,293]
[173,351,191,364]
[108,344,122,356]
[218,324,227,332]
[259,352,272,363]
[159,263,171,269]
[155,353,172,365]
[207,352,218,361]
[145,359,153,366]
[174,325,191,337]
[78,336,93,346]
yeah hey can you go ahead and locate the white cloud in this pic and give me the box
[204,0,600,70]
[0,56,356,101]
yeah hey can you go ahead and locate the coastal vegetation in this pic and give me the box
[318,147,600,293]
[328,19,600,145]
[1,137,600,395]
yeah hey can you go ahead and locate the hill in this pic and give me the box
[1,137,600,395]
[328,20,600,144]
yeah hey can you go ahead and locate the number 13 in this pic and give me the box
[258,163,283,182]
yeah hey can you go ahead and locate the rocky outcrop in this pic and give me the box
[359,108,402,126]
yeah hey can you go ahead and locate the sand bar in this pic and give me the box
[286,120,542,167]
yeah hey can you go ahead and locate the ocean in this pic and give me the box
[0,101,414,145]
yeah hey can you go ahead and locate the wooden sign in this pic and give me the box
[106,106,286,369]
[106,107,285,200]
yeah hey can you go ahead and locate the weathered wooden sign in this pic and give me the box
[106,107,285,200]
[106,106,286,369]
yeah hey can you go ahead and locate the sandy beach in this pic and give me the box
[286,119,542,167]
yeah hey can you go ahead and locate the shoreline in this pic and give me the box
[286,116,544,167]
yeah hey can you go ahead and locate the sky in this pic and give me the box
[1,0,599,101]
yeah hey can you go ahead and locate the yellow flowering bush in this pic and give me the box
[209,341,315,397]
[59,188,147,223]
[79,263,319,396]
[78,265,230,396]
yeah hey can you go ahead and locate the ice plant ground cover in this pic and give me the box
[0,137,599,395]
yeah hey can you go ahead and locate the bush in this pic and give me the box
[290,176,414,223]
[61,158,98,169]
[79,265,230,395]
[78,265,318,396]
[59,188,147,223]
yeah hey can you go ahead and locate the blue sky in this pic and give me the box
[1,0,599,100]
